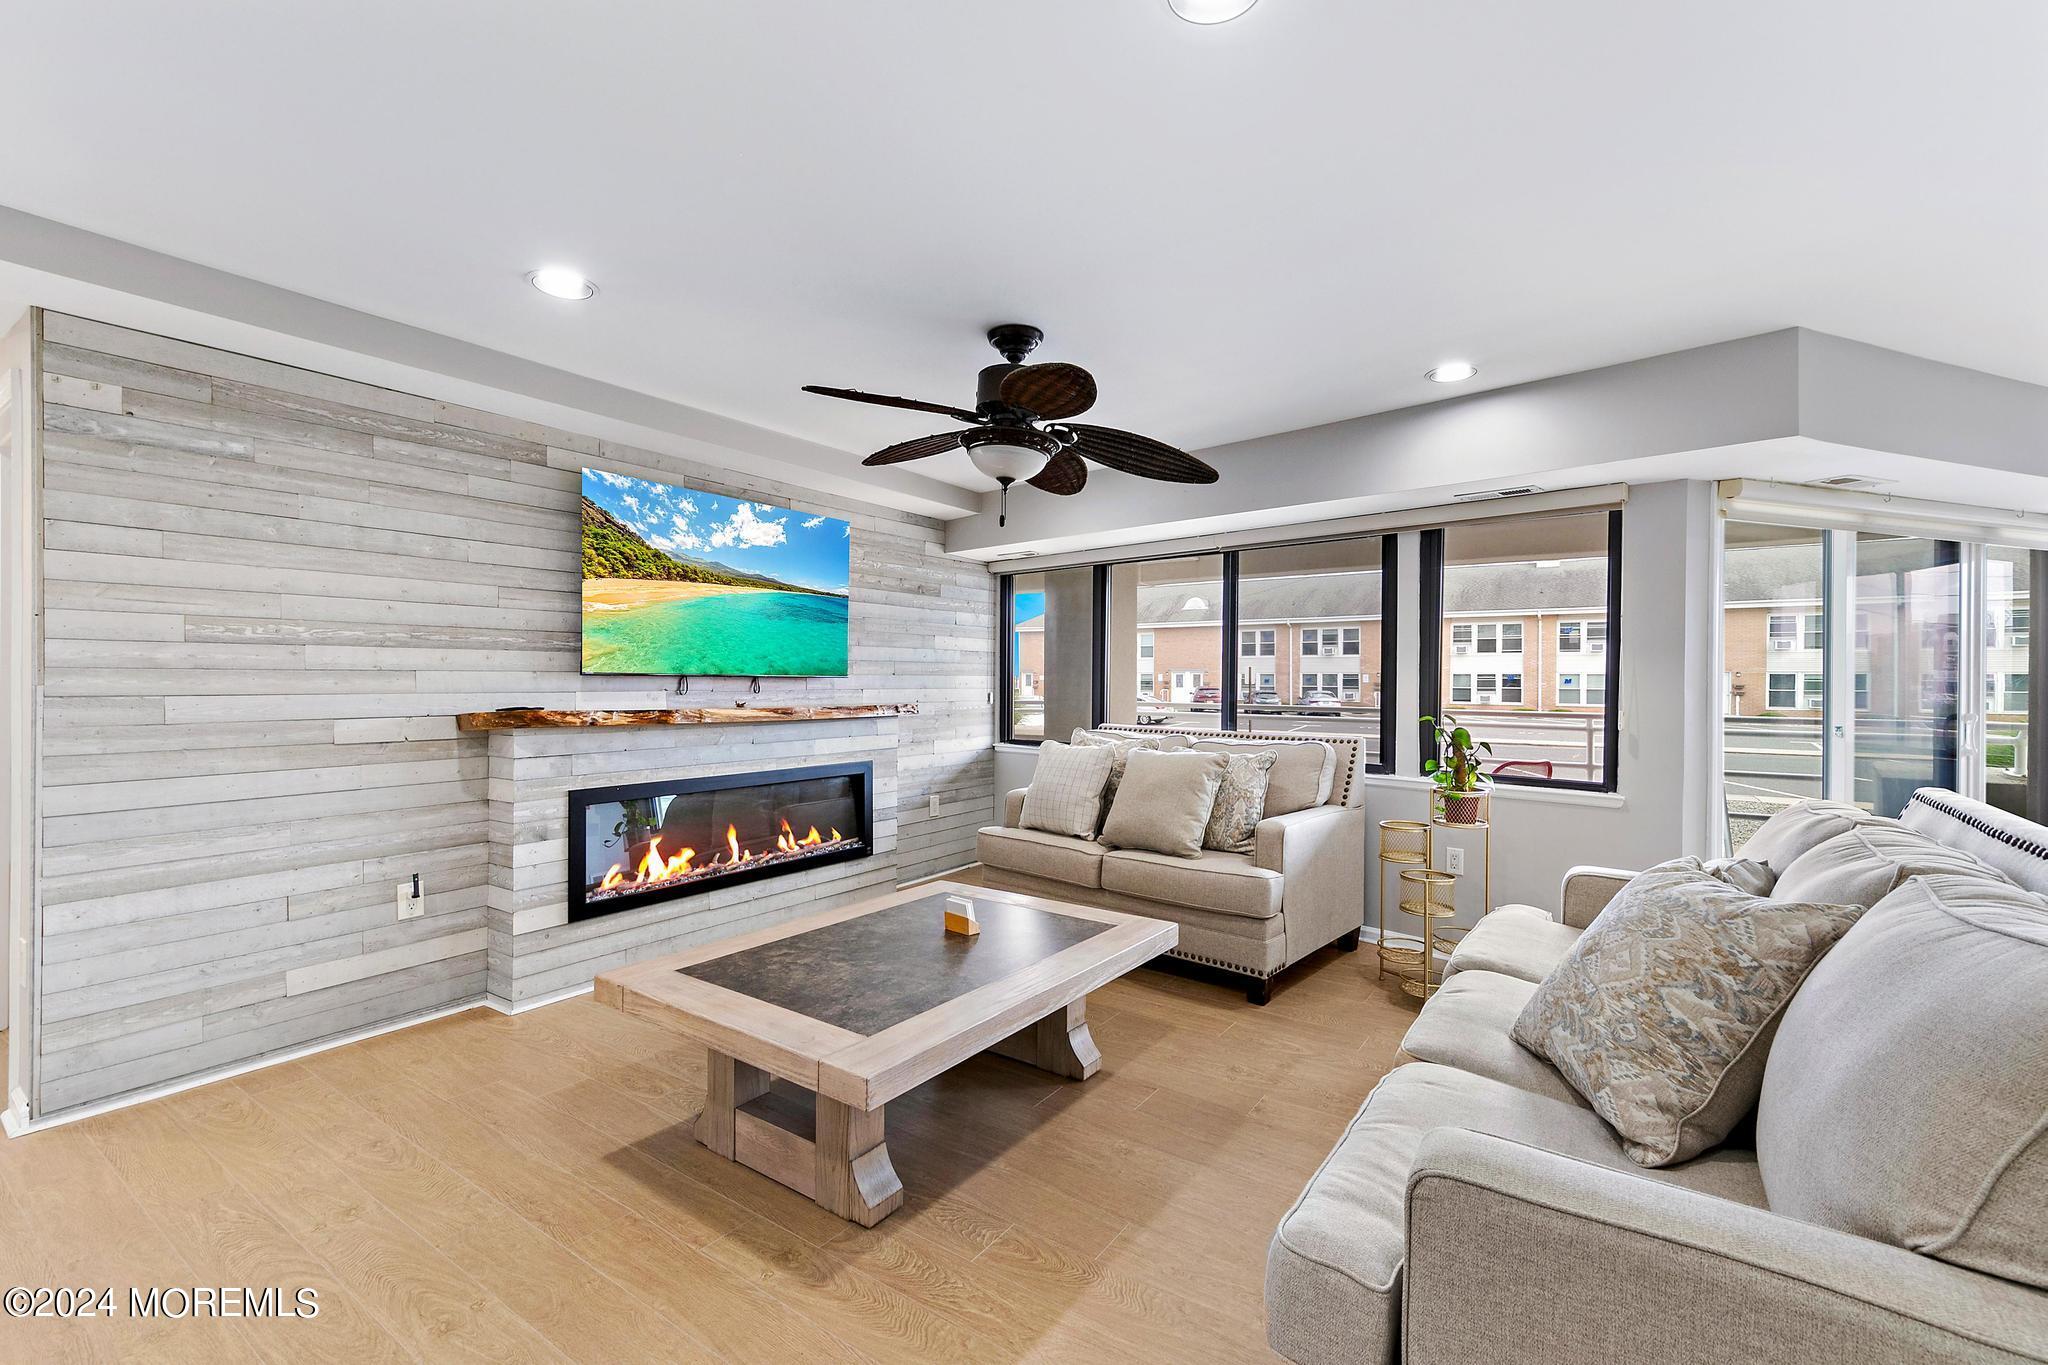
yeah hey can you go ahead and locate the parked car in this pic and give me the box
[1134,692,1174,724]
[1297,690,1342,712]
[1191,686,1223,706]
[1245,689,1283,708]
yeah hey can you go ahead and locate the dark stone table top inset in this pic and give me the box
[678,893,1112,1036]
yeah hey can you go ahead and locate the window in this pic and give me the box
[1557,671,1606,706]
[1855,612,1872,650]
[1429,509,1619,789]
[1723,524,1827,848]
[1855,672,1871,710]
[1001,567,1097,743]
[1239,628,1274,657]
[2008,673,2030,711]
[1237,537,1394,768]
[1109,555,1224,730]
[1859,534,1961,815]
[1802,673,1824,709]
[1802,614,1824,650]
[2010,606,2031,649]
[1558,618,1605,655]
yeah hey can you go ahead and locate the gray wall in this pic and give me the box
[26,311,994,1118]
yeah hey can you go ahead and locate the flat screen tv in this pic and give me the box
[580,468,851,677]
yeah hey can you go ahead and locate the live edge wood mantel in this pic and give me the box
[457,702,918,732]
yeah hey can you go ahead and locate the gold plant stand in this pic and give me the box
[1431,788,1493,917]
[1376,819,1432,983]
[1395,868,1459,1000]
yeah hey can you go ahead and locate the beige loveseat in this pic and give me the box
[1265,788,2048,1364]
[979,726,1367,1003]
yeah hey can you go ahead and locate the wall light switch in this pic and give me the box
[928,794,941,816]
[1445,847,1467,876]
[396,875,425,920]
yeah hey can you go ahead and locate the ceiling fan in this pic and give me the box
[803,324,1219,525]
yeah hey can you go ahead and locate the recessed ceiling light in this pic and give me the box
[1426,361,1478,383]
[527,267,597,301]
[1168,0,1258,24]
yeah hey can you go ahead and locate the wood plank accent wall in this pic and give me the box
[28,311,995,1118]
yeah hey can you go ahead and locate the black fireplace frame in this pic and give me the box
[566,761,875,923]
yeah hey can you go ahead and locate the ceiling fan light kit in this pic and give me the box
[803,324,1218,527]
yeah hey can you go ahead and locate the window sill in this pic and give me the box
[1358,771,1627,811]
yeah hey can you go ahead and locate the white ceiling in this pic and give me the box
[2,2,2044,496]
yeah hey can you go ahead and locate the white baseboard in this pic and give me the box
[484,982,593,1015]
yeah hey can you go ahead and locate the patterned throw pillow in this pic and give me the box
[1202,750,1279,854]
[1018,741,1116,839]
[1512,860,1865,1166]
[1070,729,1168,805]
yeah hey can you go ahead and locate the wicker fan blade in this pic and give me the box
[861,431,967,466]
[1026,449,1088,495]
[803,385,981,424]
[1066,425,1218,483]
[998,363,1098,420]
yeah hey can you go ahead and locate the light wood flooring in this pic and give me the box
[0,923,1419,1362]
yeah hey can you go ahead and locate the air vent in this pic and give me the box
[1452,485,1544,502]
[1803,475,1894,491]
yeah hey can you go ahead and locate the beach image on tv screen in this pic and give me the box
[580,468,852,677]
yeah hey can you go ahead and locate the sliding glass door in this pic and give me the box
[1722,523,1828,850]
[1851,534,1961,818]
[1718,521,1997,843]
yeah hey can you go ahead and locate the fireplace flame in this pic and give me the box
[593,816,859,903]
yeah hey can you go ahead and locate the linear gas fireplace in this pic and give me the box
[567,762,874,922]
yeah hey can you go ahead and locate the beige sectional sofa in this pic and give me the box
[1265,788,2048,1364]
[979,726,1366,1003]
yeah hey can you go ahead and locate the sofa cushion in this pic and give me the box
[1773,823,2008,909]
[1512,862,1866,1166]
[1398,971,1589,1108]
[1738,799,1875,874]
[1099,749,1228,857]
[1265,1063,1766,1365]
[1101,847,1283,919]
[1899,787,2048,894]
[1442,905,1581,984]
[1202,748,1279,855]
[1069,728,1173,808]
[1191,737,1335,817]
[1018,740,1115,839]
[975,826,1107,889]
[1756,873,2048,1290]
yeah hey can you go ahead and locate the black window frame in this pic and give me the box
[1419,509,1623,793]
[996,532,1400,773]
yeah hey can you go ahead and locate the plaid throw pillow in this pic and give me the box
[1018,741,1115,839]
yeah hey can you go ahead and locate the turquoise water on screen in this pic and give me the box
[583,590,850,677]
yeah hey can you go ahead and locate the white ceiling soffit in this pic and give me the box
[0,2,2041,500]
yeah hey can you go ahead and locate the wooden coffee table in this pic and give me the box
[592,881,1178,1225]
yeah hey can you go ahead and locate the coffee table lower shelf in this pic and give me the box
[694,999,1101,1227]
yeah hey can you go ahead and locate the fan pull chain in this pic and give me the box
[999,481,1009,527]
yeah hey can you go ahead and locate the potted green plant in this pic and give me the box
[1420,711,1492,825]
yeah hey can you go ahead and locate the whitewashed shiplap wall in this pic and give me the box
[29,311,995,1117]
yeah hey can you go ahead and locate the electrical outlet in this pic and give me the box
[1445,846,1467,876]
[928,794,941,816]
[395,874,425,920]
